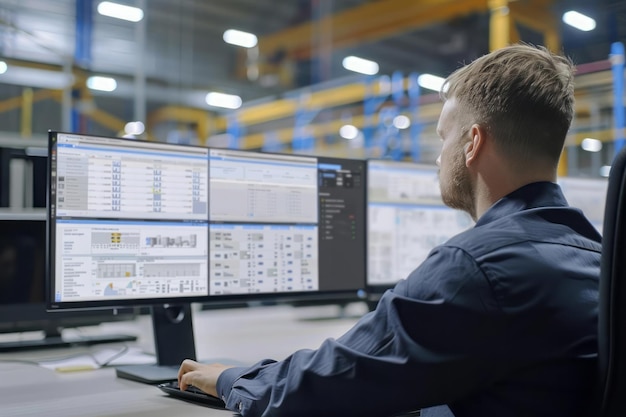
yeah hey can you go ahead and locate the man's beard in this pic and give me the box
[440,149,475,220]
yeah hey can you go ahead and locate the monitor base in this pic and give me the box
[0,333,137,353]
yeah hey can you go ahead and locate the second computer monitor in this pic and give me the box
[367,159,473,292]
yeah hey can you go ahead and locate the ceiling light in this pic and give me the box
[87,76,117,92]
[342,56,379,75]
[223,29,258,48]
[418,73,445,92]
[393,115,411,129]
[339,124,359,140]
[562,10,596,31]
[581,138,602,152]
[206,92,242,109]
[0,61,7,75]
[600,165,611,178]
[125,121,145,135]
[97,1,144,23]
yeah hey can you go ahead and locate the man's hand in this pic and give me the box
[177,359,234,397]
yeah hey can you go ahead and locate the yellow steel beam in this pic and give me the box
[0,95,24,114]
[212,81,391,131]
[489,0,512,51]
[258,0,490,60]
[0,88,60,113]
[329,0,489,53]
[508,1,560,52]
[147,105,215,144]
[568,128,626,146]
[82,107,127,133]
[21,88,33,137]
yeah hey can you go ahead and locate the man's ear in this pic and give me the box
[465,124,486,167]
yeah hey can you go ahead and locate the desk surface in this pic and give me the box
[0,303,366,417]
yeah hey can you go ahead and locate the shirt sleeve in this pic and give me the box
[215,246,505,417]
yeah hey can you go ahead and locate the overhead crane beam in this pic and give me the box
[258,0,490,61]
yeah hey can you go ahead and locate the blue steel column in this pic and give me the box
[227,113,242,149]
[388,70,403,160]
[363,76,377,157]
[74,0,94,132]
[134,0,147,134]
[611,42,625,155]
[263,131,284,152]
[408,72,421,162]
[293,95,318,153]
[363,75,390,158]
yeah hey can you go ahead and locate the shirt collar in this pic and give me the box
[476,181,568,227]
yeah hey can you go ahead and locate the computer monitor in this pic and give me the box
[366,159,473,298]
[47,131,367,383]
[0,210,137,352]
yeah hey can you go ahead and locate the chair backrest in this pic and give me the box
[598,145,626,416]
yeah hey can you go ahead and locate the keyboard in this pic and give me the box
[157,380,226,409]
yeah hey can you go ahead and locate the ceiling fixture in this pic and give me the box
[339,124,359,140]
[0,61,7,75]
[97,1,144,23]
[393,115,411,129]
[87,76,117,92]
[562,10,596,31]
[342,56,379,76]
[581,137,602,152]
[205,92,242,109]
[223,29,258,48]
[125,121,145,135]
[417,73,445,92]
[600,165,611,178]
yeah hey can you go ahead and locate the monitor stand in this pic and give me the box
[0,325,137,353]
[115,304,196,384]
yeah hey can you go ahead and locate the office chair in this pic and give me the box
[597,145,626,417]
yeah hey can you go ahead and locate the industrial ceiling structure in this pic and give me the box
[0,0,624,165]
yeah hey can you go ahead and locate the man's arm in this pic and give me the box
[179,247,502,416]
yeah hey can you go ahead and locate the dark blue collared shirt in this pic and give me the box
[217,182,602,417]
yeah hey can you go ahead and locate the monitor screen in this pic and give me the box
[208,149,366,299]
[48,132,211,310]
[0,210,136,351]
[48,134,367,309]
[47,131,367,382]
[367,159,473,291]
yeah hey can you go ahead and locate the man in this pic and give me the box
[178,44,602,417]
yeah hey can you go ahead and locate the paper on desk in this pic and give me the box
[38,346,156,371]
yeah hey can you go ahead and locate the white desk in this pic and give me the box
[0,303,366,417]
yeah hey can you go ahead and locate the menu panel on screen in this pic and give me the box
[367,160,473,289]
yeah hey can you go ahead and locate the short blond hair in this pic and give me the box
[441,44,575,167]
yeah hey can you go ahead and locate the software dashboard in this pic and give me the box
[50,133,210,303]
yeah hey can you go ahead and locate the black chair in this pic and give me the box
[597,145,626,416]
